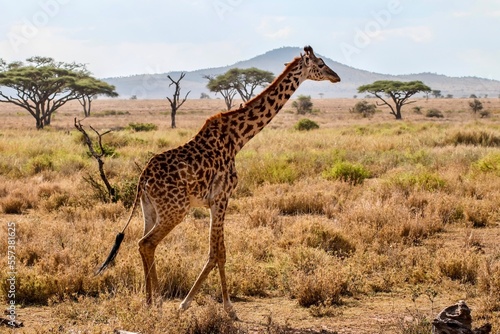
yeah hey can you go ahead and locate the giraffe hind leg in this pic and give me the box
[139,193,157,304]
[139,195,188,305]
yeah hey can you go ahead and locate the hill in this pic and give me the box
[103,46,500,99]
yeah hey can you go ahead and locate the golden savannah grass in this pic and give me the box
[0,98,499,333]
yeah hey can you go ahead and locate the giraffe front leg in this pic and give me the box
[217,239,238,320]
[179,252,217,311]
[180,197,238,320]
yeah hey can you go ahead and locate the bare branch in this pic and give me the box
[74,118,117,202]
[166,72,189,128]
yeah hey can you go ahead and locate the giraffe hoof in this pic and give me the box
[179,300,190,311]
[225,304,239,321]
[228,310,239,321]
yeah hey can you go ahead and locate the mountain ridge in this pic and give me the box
[103,46,500,99]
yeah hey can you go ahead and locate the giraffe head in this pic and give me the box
[301,46,341,83]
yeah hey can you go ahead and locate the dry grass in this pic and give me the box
[0,98,499,333]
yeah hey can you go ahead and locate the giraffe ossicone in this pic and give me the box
[97,45,340,319]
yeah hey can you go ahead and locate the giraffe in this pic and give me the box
[96,45,341,319]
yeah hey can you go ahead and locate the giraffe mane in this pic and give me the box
[199,55,302,132]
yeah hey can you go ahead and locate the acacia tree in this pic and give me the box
[166,72,190,128]
[75,76,118,117]
[204,74,237,110]
[224,67,274,102]
[358,80,431,120]
[205,67,274,109]
[0,57,118,128]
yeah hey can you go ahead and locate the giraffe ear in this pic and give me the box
[301,52,311,67]
[303,45,317,59]
[304,45,313,54]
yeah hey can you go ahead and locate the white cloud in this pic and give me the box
[486,10,500,17]
[452,11,471,18]
[257,16,292,39]
[0,24,244,77]
[377,26,433,43]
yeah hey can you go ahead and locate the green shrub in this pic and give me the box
[322,161,370,185]
[117,177,138,208]
[469,98,483,114]
[240,154,300,186]
[93,110,130,117]
[479,110,490,118]
[294,118,319,131]
[25,154,54,174]
[291,95,313,114]
[127,122,158,132]
[412,106,423,114]
[425,108,444,118]
[473,153,500,176]
[350,100,376,118]
[390,171,446,192]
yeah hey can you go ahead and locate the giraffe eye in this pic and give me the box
[318,60,325,68]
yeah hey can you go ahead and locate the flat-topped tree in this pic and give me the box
[74,76,118,117]
[0,57,118,129]
[225,67,275,102]
[204,73,237,110]
[358,80,431,120]
[205,67,275,109]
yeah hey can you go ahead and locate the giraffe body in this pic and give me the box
[97,46,340,319]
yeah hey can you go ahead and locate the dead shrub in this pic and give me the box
[1,195,27,214]
[40,193,70,212]
[90,202,126,221]
[287,246,328,275]
[275,191,327,215]
[399,217,443,246]
[436,250,479,284]
[250,179,347,217]
[182,298,242,334]
[302,222,355,258]
[406,192,430,216]
[245,205,280,229]
[465,203,493,228]
[0,188,38,214]
[432,197,465,225]
[447,130,500,147]
[477,260,500,312]
[157,254,197,299]
[290,266,345,308]
[227,253,270,297]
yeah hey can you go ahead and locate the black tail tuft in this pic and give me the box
[95,232,125,276]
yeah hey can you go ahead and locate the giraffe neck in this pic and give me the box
[219,57,305,152]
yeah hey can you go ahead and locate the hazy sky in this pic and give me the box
[1,0,499,80]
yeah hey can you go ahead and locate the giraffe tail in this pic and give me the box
[95,232,125,275]
[95,180,143,276]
